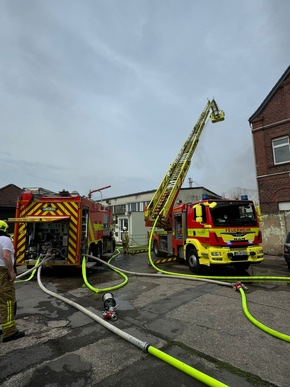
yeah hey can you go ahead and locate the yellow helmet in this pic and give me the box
[0,220,9,232]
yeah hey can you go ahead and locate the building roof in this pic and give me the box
[249,65,290,122]
[104,186,220,202]
[0,184,22,207]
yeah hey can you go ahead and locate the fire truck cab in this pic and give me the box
[10,188,115,267]
[152,195,264,272]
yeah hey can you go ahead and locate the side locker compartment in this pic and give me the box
[66,198,81,266]
[15,222,27,265]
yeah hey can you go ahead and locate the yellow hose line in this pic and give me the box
[148,346,229,387]
[147,216,290,283]
[15,257,41,283]
[239,288,290,343]
[81,253,128,293]
[147,217,290,342]
[37,266,228,386]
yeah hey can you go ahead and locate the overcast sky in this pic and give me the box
[1,0,289,200]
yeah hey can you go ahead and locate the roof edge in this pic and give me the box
[249,65,290,122]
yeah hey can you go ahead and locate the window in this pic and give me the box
[140,201,150,212]
[272,136,290,164]
[114,204,126,214]
[210,202,257,227]
[128,202,139,212]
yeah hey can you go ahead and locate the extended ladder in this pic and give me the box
[144,99,224,230]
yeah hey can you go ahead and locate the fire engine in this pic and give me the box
[144,99,264,273]
[9,187,115,267]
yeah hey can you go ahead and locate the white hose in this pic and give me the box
[16,255,55,279]
[36,266,149,352]
[36,259,229,386]
[85,254,232,288]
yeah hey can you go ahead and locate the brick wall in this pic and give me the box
[251,72,290,215]
[250,68,290,254]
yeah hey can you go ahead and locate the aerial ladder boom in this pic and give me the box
[144,99,224,230]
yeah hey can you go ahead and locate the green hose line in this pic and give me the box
[37,266,229,387]
[239,287,290,343]
[147,216,290,283]
[107,248,122,264]
[15,257,41,283]
[147,216,290,342]
[85,240,290,343]
[148,346,229,387]
[82,254,129,293]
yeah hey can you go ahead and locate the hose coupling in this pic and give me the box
[102,292,117,321]
[233,281,248,291]
[102,306,118,321]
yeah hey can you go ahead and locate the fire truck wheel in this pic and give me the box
[89,243,103,266]
[153,240,166,257]
[187,248,200,274]
[153,240,162,257]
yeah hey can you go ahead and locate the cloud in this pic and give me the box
[0,0,289,199]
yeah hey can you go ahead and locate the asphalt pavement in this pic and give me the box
[0,254,289,387]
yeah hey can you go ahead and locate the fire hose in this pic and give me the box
[14,241,290,387]
[35,264,229,387]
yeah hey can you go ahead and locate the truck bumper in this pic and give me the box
[200,245,264,266]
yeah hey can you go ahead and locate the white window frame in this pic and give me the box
[128,202,139,212]
[279,202,290,211]
[272,136,290,165]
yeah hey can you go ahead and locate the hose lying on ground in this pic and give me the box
[84,253,290,343]
[37,265,229,387]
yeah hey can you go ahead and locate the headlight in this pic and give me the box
[211,252,221,257]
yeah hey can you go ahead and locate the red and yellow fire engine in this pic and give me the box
[10,187,115,267]
[144,99,264,273]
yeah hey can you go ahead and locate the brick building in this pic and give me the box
[249,65,290,254]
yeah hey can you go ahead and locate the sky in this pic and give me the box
[1,0,289,201]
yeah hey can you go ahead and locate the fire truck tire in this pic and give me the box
[187,248,200,274]
[153,240,161,257]
[153,240,166,257]
[89,243,103,265]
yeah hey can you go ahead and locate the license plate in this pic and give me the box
[234,251,247,256]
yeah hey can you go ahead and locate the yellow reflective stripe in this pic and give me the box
[2,300,15,328]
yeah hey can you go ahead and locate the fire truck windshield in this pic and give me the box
[210,201,257,227]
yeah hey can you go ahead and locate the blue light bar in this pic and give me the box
[241,195,248,200]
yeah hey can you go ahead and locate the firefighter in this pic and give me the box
[0,220,25,342]
[121,227,129,254]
